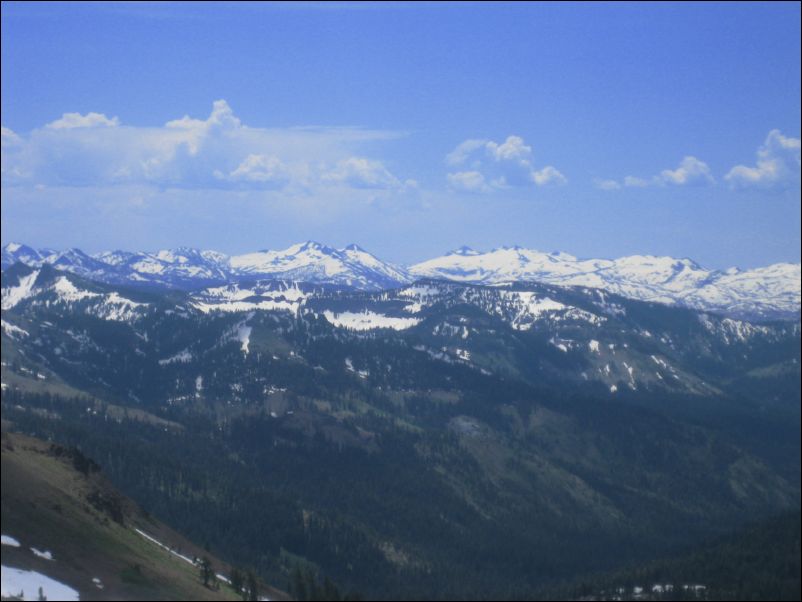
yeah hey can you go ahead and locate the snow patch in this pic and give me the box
[323,310,420,331]
[158,349,193,365]
[30,548,53,561]
[53,277,101,302]
[1,565,79,601]
[134,528,197,567]
[237,323,252,355]
[1,320,29,339]
[1,271,39,310]
[192,282,309,314]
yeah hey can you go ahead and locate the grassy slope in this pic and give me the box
[1,431,287,601]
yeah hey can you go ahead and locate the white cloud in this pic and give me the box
[659,156,715,186]
[1,126,25,180]
[1,126,22,147]
[613,156,715,189]
[623,175,651,188]
[1,100,406,192]
[322,157,401,189]
[532,165,567,186]
[595,178,621,191]
[219,154,290,188]
[45,112,120,129]
[486,135,531,162]
[167,99,241,131]
[445,139,487,166]
[446,170,490,193]
[725,129,801,189]
[446,135,566,192]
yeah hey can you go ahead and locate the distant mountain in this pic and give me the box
[0,243,44,267]
[93,247,231,285]
[410,246,801,321]
[3,267,799,405]
[2,241,800,320]
[2,241,413,292]
[1,263,153,322]
[229,241,411,290]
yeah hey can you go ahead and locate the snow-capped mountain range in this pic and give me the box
[2,241,799,320]
[410,246,801,321]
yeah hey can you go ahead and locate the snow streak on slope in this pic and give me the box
[1,270,39,310]
[322,310,421,331]
[191,281,310,313]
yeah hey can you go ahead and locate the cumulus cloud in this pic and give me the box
[1,126,22,147]
[602,156,715,190]
[1,100,406,192]
[445,139,487,166]
[322,157,401,189]
[1,126,25,180]
[447,170,490,193]
[218,154,290,188]
[658,156,715,186]
[45,112,120,129]
[623,176,651,188]
[486,135,532,162]
[595,178,621,191]
[725,129,801,190]
[532,165,567,186]
[446,135,566,192]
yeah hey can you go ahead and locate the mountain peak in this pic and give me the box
[491,245,526,253]
[285,240,330,254]
[3,242,24,253]
[447,246,480,256]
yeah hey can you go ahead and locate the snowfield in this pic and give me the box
[1,271,39,310]
[1,320,29,339]
[1,535,21,547]
[1,565,80,601]
[323,310,421,331]
[191,281,311,313]
[410,247,801,320]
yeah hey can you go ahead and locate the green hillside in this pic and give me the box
[1,431,287,601]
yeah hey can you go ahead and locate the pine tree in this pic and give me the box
[323,576,340,601]
[199,556,214,588]
[230,567,244,597]
[245,570,259,602]
[291,565,308,601]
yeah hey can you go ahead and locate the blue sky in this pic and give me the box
[2,1,800,268]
